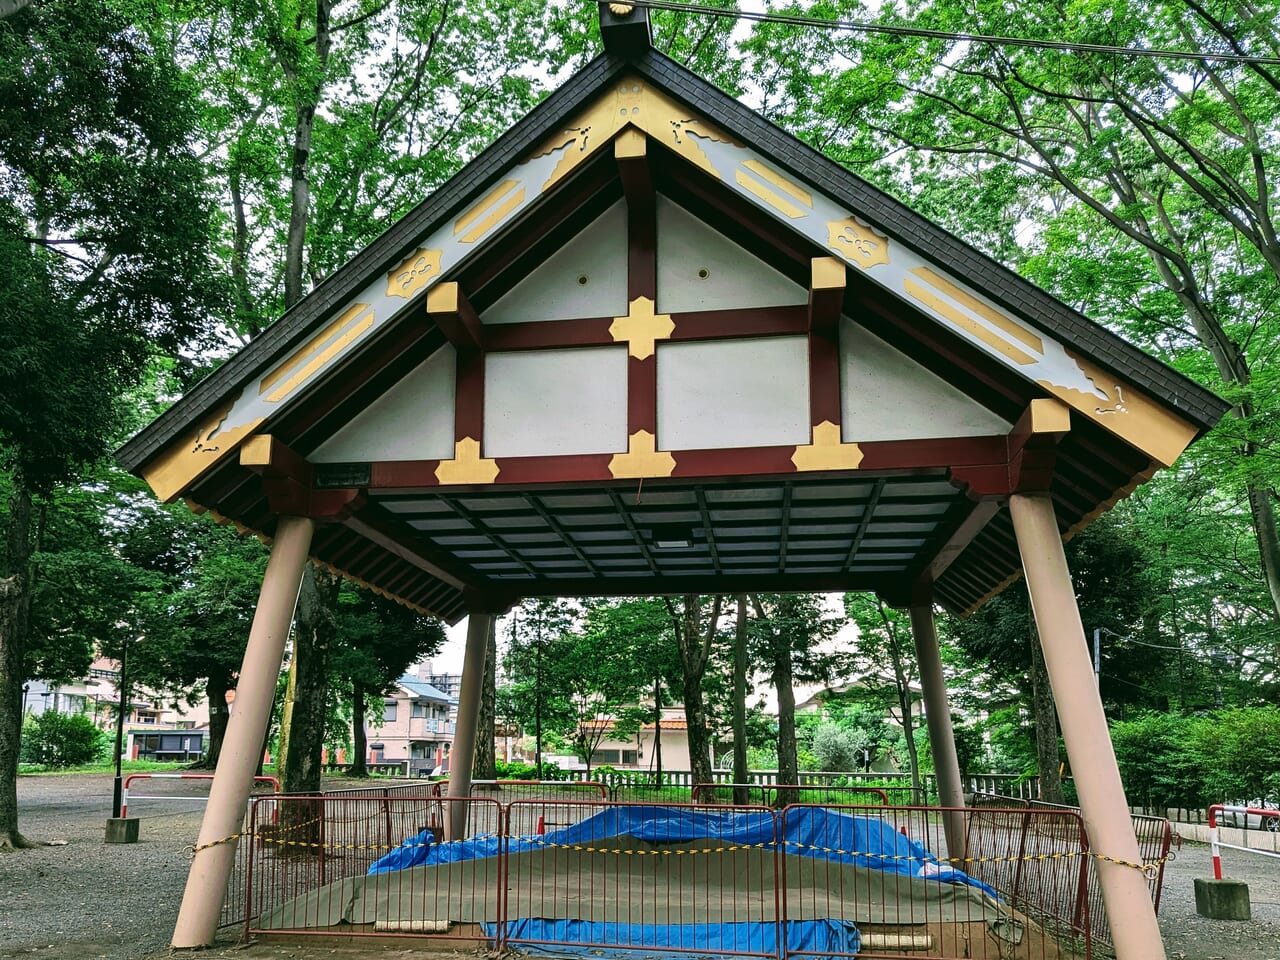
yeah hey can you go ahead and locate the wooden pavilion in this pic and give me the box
[118,7,1227,959]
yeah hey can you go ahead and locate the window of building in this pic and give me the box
[411,702,428,718]
[590,748,639,765]
[383,700,398,723]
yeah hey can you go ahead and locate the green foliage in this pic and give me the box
[1192,706,1280,806]
[0,1,221,487]
[1110,707,1280,810]
[810,722,863,771]
[494,758,565,781]
[19,712,106,768]
[912,717,989,779]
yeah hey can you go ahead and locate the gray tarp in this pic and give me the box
[255,836,1000,931]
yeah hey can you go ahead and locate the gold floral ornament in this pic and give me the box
[826,217,890,270]
[386,248,443,299]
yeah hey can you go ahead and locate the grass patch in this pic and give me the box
[18,759,192,776]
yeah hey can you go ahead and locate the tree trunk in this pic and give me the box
[282,564,340,850]
[896,680,922,801]
[732,595,749,805]
[276,652,298,782]
[0,477,35,848]
[534,638,543,780]
[203,667,231,768]
[675,596,719,791]
[652,677,663,787]
[1030,631,1066,804]
[350,683,368,777]
[774,636,799,808]
[282,0,332,308]
[475,618,497,780]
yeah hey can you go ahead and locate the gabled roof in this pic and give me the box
[395,676,455,704]
[116,7,1226,622]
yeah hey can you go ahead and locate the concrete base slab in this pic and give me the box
[1195,877,1251,920]
[105,817,140,844]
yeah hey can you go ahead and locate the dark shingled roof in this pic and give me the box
[119,32,1227,474]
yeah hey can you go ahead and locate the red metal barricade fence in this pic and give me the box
[503,800,782,959]
[245,795,504,941]
[121,772,280,819]
[692,783,889,807]
[781,803,1087,960]
[970,792,1171,950]
[118,773,281,931]
[238,795,1093,959]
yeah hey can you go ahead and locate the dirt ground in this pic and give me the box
[2,774,1277,960]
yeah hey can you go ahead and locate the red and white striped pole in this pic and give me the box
[1208,804,1223,880]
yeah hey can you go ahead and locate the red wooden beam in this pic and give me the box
[426,282,484,355]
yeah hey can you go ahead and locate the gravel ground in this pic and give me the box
[0,773,228,960]
[1152,835,1280,960]
[3,775,1279,960]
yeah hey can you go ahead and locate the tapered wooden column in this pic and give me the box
[1010,493,1165,960]
[908,601,967,861]
[171,515,315,948]
[446,610,492,841]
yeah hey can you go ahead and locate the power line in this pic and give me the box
[608,0,1280,67]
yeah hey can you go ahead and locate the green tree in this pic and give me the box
[328,586,446,777]
[843,594,924,796]
[501,599,577,778]
[745,0,1280,634]
[0,1,220,846]
[750,594,845,803]
[666,595,726,789]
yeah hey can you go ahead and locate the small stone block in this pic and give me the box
[105,817,140,844]
[1194,877,1251,920]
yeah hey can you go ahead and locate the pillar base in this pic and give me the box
[105,817,140,844]
[1194,878,1250,920]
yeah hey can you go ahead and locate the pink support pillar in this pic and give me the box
[1010,493,1164,960]
[446,611,491,841]
[171,515,315,948]
[909,602,967,861]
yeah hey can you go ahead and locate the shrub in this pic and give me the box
[494,757,565,781]
[1110,712,1205,812]
[20,712,109,767]
[811,723,866,772]
[1190,705,1280,806]
[1110,706,1280,812]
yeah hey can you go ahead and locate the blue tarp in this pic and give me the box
[481,919,862,959]
[368,805,995,897]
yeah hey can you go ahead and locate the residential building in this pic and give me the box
[23,658,210,755]
[366,674,456,772]
[583,707,693,772]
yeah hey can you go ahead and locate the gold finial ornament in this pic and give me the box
[609,3,636,14]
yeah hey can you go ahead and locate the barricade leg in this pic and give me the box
[172,515,315,949]
[1011,493,1164,960]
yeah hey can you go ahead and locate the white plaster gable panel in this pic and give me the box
[839,318,1012,442]
[655,196,807,313]
[196,137,587,454]
[309,345,456,463]
[482,201,629,324]
[484,346,629,457]
[657,337,810,450]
